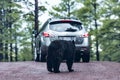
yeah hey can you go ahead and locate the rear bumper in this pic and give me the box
[75,46,90,52]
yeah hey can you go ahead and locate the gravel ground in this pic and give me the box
[0,61,120,80]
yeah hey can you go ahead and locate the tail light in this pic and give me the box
[83,33,89,37]
[42,32,50,37]
[61,20,71,22]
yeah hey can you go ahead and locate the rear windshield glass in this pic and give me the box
[49,21,82,32]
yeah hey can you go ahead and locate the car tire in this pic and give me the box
[40,54,46,62]
[40,46,47,62]
[35,53,40,62]
[82,52,90,63]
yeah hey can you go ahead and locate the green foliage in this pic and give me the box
[0,0,36,61]
[0,0,23,61]
[98,18,120,61]
[23,12,34,21]
[1,0,120,62]
[97,0,120,62]
[49,0,76,18]
[19,47,33,61]
[73,0,120,62]
[39,6,47,12]
[74,7,92,23]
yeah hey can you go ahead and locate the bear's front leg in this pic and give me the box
[47,56,53,72]
[66,59,74,72]
[53,58,61,73]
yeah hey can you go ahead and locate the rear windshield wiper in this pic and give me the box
[65,28,77,32]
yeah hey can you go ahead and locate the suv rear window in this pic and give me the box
[49,21,82,32]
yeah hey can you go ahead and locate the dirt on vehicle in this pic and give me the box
[0,61,120,80]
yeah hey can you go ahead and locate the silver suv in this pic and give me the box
[35,18,90,62]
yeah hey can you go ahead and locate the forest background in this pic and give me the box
[0,0,120,62]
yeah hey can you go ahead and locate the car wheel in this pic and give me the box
[74,50,81,62]
[35,53,40,62]
[41,54,46,62]
[40,46,47,62]
[82,52,90,63]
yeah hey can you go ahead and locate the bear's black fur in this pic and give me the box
[47,40,75,73]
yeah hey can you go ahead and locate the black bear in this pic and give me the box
[47,40,75,73]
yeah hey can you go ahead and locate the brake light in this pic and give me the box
[83,33,89,37]
[61,20,71,22]
[42,32,49,37]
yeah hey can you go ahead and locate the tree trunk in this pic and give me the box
[15,33,18,61]
[0,10,3,61]
[31,32,34,60]
[9,22,13,62]
[34,0,40,61]
[93,2,100,61]
[4,42,8,61]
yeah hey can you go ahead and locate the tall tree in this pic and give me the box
[98,0,120,62]
[21,0,46,61]
[49,0,77,18]
[0,0,23,61]
[0,1,4,61]
[74,0,101,61]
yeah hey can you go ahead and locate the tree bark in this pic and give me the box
[34,0,40,61]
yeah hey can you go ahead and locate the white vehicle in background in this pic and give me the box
[35,18,90,62]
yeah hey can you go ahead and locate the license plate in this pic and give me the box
[58,37,76,41]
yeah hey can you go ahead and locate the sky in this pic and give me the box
[18,0,61,29]
[39,0,61,23]
[21,0,88,27]
[21,0,84,24]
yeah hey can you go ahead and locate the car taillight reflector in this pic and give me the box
[83,33,89,37]
[61,20,71,22]
[42,32,49,37]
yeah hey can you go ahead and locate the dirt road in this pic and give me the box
[0,61,120,80]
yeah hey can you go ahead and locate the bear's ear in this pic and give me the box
[72,40,75,44]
